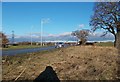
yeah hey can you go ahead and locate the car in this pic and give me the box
[55,42,64,48]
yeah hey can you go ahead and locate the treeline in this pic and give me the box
[18,42,54,46]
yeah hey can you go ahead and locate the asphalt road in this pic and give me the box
[2,46,56,56]
[2,44,69,56]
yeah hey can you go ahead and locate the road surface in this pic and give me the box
[2,46,56,56]
[2,45,69,56]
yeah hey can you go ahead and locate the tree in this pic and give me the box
[0,32,9,47]
[90,2,120,79]
[90,2,120,49]
[71,29,89,45]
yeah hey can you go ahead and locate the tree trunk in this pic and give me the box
[114,35,117,47]
[116,27,120,80]
[116,28,120,49]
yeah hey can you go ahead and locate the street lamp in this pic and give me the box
[40,18,50,46]
[41,20,43,46]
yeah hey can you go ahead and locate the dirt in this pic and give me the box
[2,46,118,80]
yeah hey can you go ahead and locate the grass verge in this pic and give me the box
[2,46,118,80]
[95,42,114,47]
[2,45,50,50]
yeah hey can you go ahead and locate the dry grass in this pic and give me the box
[2,46,118,80]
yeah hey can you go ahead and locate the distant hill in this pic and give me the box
[8,33,114,42]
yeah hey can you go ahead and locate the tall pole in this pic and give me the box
[30,26,33,46]
[12,30,14,44]
[40,18,50,46]
[41,20,43,46]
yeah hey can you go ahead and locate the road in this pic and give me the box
[2,45,69,56]
[2,46,56,56]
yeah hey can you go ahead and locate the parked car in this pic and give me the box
[55,42,64,48]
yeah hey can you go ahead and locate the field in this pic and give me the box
[2,45,49,50]
[2,44,119,81]
[95,42,114,47]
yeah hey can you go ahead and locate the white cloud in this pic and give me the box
[76,24,90,30]
[6,31,115,42]
[7,32,72,39]
[7,34,22,39]
[79,24,85,28]
[47,34,56,37]
[89,31,114,39]
[48,32,72,37]
[7,34,40,39]
[59,32,71,36]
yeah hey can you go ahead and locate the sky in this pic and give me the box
[2,2,94,36]
[2,0,119,2]
[2,2,115,42]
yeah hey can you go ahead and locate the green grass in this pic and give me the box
[95,42,114,47]
[2,45,49,50]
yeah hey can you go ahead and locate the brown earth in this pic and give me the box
[2,46,118,80]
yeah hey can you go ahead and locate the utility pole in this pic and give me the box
[31,26,33,46]
[41,20,43,46]
[12,30,14,45]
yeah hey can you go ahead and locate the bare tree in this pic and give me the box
[90,2,120,49]
[90,2,120,79]
[71,29,89,45]
[0,32,9,47]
